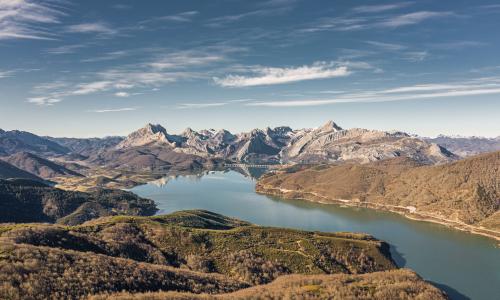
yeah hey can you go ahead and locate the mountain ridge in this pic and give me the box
[256,151,500,240]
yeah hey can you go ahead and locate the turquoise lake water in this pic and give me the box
[131,169,500,300]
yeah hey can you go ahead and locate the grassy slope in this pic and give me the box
[257,152,499,231]
[92,269,447,300]
[0,210,400,299]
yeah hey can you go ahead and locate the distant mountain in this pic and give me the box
[1,122,459,170]
[0,160,44,181]
[47,136,124,157]
[108,121,455,166]
[281,121,456,164]
[116,123,182,149]
[424,135,500,157]
[0,129,70,156]
[3,152,83,179]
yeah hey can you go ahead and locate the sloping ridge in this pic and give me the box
[0,159,44,181]
[257,151,500,235]
[3,152,83,178]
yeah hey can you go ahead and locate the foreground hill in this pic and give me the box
[94,269,446,300]
[2,152,83,179]
[257,151,500,239]
[0,179,157,225]
[0,210,445,299]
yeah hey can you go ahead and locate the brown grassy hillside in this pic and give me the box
[257,152,500,232]
[92,269,447,300]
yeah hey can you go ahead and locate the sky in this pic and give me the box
[0,0,500,138]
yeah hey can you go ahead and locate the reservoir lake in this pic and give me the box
[131,169,500,300]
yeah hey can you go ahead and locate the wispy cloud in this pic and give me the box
[0,68,40,79]
[207,6,292,27]
[300,11,455,33]
[214,62,350,87]
[380,11,455,28]
[245,78,500,107]
[28,46,237,105]
[149,51,225,70]
[176,102,228,109]
[365,41,407,51]
[141,11,199,24]
[114,92,130,97]
[404,51,429,62]
[0,70,14,78]
[27,96,62,106]
[0,0,65,40]
[72,81,113,95]
[429,40,486,50]
[46,44,87,55]
[353,3,412,13]
[66,22,116,35]
[90,107,138,113]
[81,50,128,62]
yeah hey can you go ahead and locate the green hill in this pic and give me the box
[0,179,157,224]
[0,210,407,299]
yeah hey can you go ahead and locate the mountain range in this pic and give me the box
[424,135,500,157]
[1,121,498,178]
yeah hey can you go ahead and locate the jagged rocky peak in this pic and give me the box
[213,129,235,142]
[143,123,167,135]
[265,126,293,136]
[319,120,343,132]
[181,127,198,137]
[116,123,178,149]
[0,129,5,134]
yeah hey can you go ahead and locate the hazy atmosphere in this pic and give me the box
[1,0,500,137]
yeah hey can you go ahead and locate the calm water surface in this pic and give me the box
[131,169,500,300]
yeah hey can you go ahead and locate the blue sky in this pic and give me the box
[0,0,499,137]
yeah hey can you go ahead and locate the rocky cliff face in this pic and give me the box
[281,122,455,164]
[108,121,456,165]
[116,123,183,149]
[0,122,460,169]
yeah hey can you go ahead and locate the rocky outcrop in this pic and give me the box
[107,121,456,166]
[281,122,455,164]
[1,122,459,169]
[116,123,183,149]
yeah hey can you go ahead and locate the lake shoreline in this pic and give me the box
[255,185,500,244]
